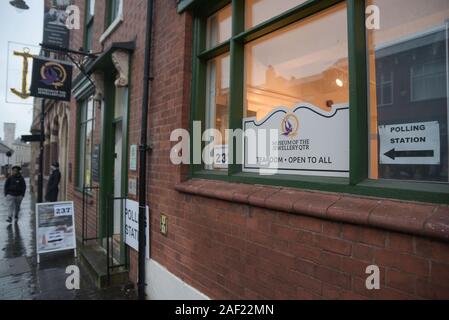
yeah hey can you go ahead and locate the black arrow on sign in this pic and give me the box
[384,148,434,160]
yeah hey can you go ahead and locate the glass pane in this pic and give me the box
[85,24,93,52]
[368,0,449,183]
[84,120,93,187]
[206,4,232,49]
[79,123,86,188]
[243,3,349,177]
[205,53,230,170]
[87,98,94,121]
[80,99,87,121]
[245,3,349,120]
[245,0,308,29]
[89,0,95,18]
[114,87,127,119]
[110,0,120,23]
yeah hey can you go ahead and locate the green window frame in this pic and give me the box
[186,0,449,204]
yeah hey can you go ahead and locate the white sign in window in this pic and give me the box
[243,104,349,177]
[379,121,440,165]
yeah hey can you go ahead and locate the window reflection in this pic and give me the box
[206,5,232,49]
[245,0,308,29]
[368,0,449,183]
[205,53,230,170]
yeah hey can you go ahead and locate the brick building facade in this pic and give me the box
[66,0,449,299]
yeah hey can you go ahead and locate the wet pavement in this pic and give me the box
[0,178,136,300]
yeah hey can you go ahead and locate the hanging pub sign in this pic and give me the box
[43,6,70,49]
[30,56,73,101]
[243,103,350,177]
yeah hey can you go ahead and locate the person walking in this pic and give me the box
[4,166,26,223]
[45,162,61,202]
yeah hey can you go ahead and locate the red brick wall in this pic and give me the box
[149,193,449,299]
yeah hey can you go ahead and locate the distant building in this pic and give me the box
[11,138,31,166]
[3,123,16,148]
[0,140,13,177]
[2,123,31,167]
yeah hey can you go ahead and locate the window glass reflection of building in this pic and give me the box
[78,97,95,188]
[205,53,230,170]
[368,0,449,183]
[85,0,95,52]
[245,0,308,29]
[206,4,232,49]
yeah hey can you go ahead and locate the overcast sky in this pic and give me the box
[0,0,44,140]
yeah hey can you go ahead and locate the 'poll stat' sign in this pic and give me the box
[379,121,440,165]
[243,103,349,177]
[124,199,149,258]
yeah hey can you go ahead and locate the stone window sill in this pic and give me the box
[175,179,449,242]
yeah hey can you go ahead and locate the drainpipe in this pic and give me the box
[138,0,154,300]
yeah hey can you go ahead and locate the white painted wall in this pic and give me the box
[145,259,210,300]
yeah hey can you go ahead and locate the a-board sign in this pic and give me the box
[124,199,149,259]
[35,201,76,262]
[243,103,349,177]
[379,121,440,165]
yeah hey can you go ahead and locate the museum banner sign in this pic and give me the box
[43,6,70,49]
[30,56,73,101]
[243,103,350,177]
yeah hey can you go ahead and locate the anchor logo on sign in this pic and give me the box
[10,48,33,99]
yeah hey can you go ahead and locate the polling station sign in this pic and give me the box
[35,202,76,262]
[124,199,149,258]
[379,121,440,165]
[243,103,349,177]
[30,56,72,101]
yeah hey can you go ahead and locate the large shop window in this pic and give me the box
[367,0,449,183]
[190,0,449,203]
[78,97,95,189]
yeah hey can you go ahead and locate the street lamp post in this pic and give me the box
[9,0,46,203]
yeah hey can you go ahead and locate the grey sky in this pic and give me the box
[0,0,44,140]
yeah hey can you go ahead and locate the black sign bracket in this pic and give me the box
[39,43,99,90]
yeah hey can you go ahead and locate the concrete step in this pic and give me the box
[79,243,128,289]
